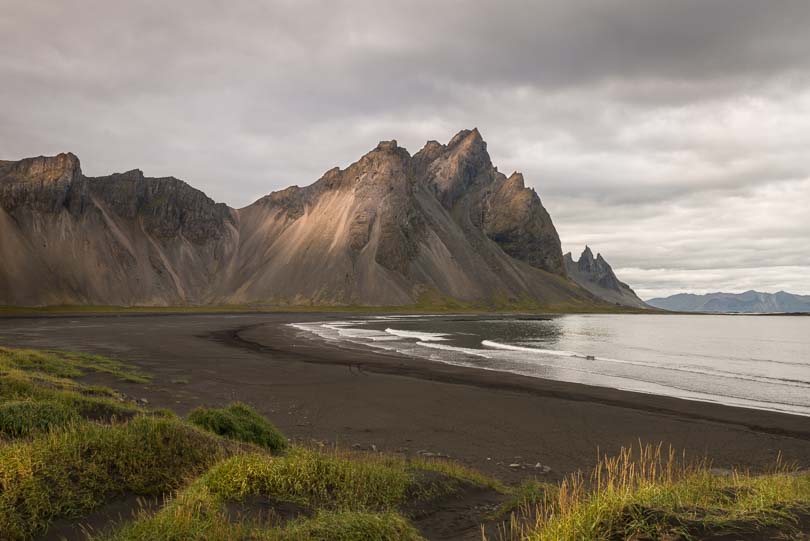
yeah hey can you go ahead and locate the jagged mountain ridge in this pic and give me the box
[647,291,810,313]
[564,246,648,309]
[0,129,604,307]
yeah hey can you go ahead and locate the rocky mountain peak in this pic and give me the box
[421,140,443,152]
[0,152,81,184]
[426,128,494,209]
[577,245,596,273]
[0,132,604,307]
[356,139,410,169]
[0,152,82,213]
[375,140,398,152]
[411,140,446,174]
[504,172,526,189]
[106,168,146,181]
[480,172,565,275]
[445,129,489,168]
[565,246,647,308]
[447,127,484,149]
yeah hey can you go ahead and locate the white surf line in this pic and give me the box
[481,340,810,389]
[384,328,450,341]
[481,340,580,357]
[416,341,493,358]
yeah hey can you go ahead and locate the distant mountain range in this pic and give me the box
[646,291,810,313]
[0,129,645,309]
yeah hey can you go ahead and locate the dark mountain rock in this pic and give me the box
[481,173,564,275]
[0,130,606,308]
[564,247,647,308]
[0,153,81,212]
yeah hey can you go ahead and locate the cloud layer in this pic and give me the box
[2,0,808,298]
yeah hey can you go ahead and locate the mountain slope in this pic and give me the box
[563,247,648,309]
[647,291,810,313]
[0,154,237,305]
[0,130,602,308]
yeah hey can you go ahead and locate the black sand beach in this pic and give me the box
[1,312,809,486]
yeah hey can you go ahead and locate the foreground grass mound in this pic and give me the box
[0,346,148,439]
[189,402,287,451]
[0,345,505,540]
[0,346,148,384]
[502,444,810,541]
[0,346,232,539]
[282,510,424,541]
[97,446,501,541]
[103,492,424,541]
[18,345,806,540]
[205,449,413,509]
[0,416,232,539]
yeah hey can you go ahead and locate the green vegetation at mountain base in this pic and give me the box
[0,285,651,316]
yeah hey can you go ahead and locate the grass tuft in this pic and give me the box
[0,416,232,539]
[411,456,509,493]
[0,346,149,383]
[204,448,414,510]
[0,399,79,438]
[281,509,425,540]
[499,443,810,541]
[188,402,287,451]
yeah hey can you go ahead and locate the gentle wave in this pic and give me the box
[417,341,493,358]
[322,325,401,341]
[384,328,450,341]
[288,320,810,416]
[481,340,580,357]
[482,340,810,389]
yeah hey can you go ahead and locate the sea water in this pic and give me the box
[291,314,810,417]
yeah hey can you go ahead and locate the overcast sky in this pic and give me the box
[2,0,809,299]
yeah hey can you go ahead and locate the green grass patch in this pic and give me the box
[503,444,810,541]
[98,445,501,539]
[91,480,254,541]
[205,448,413,510]
[188,403,287,451]
[0,347,146,441]
[0,399,79,438]
[96,448,448,541]
[493,479,554,519]
[411,456,509,494]
[281,509,425,540]
[0,416,233,539]
[0,346,149,383]
[0,346,507,540]
[100,482,424,541]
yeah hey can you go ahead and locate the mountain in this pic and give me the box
[563,247,648,309]
[646,291,810,313]
[0,129,606,308]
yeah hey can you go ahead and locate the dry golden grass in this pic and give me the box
[493,443,810,541]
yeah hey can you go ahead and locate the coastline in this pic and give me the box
[1,312,808,484]
[234,320,810,440]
